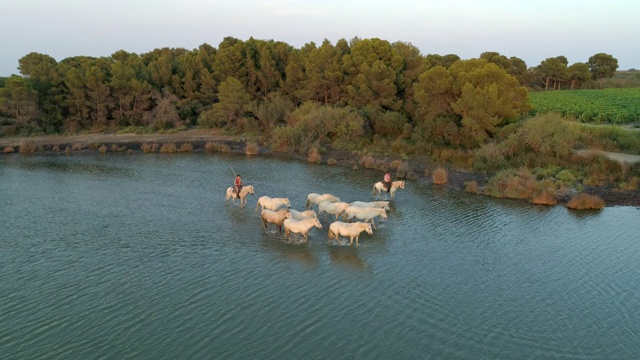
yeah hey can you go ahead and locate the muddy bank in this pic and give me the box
[1,130,638,208]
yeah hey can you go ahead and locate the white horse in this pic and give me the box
[350,200,390,211]
[255,196,291,212]
[317,201,351,221]
[328,221,373,246]
[225,185,254,208]
[372,180,405,199]
[289,209,318,220]
[261,209,291,234]
[305,193,341,210]
[283,217,323,242]
[344,206,387,229]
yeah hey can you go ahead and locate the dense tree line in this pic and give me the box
[0,36,620,152]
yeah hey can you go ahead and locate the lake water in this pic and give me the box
[1,153,639,359]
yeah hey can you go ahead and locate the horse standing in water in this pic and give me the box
[225,185,254,208]
[328,221,374,246]
[372,180,405,199]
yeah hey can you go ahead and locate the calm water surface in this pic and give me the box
[1,153,639,359]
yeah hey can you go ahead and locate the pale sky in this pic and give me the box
[1,0,638,76]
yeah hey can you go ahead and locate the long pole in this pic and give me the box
[229,164,237,177]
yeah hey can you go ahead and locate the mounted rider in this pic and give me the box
[233,174,243,198]
[383,172,392,193]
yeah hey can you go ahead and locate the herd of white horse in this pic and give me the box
[225,180,405,246]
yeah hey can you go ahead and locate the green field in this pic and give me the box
[529,88,640,124]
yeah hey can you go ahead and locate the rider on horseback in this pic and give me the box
[234,174,243,198]
[383,172,391,193]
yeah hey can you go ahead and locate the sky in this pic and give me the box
[2,0,639,76]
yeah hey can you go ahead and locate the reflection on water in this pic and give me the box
[1,153,640,359]
[328,246,369,272]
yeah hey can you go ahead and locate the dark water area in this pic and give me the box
[1,153,639,359]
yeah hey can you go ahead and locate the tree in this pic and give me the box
[0,75,40,125]
[413,59,530,148]
[567,62,591,89]
[535,57,569,90]
[588,53,619,88]
[200,76,251,129]
[342,38,403,111]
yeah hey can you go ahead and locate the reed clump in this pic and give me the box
[245,142,259,155]
[159,142,177,153]
[141,143,159,153]
[464,180,480,194]
[307,148,322,164]
[3,146,15,154]
[327,158,337,166]
[566,193,605,210]
[19,140,38,154]
[98,145,108,154]
[205,142,231,153]
[531,191,557,206]
[432,167,449,185]
[178,143,194,152]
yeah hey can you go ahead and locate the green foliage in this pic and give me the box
[530,88,640,124]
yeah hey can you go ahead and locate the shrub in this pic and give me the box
[389,159,404,171]
[358,155,376,169]
[531,191,557,206]
[98,145,108,154]
[432,167,448,184]
[3,146,15,154]
[159,143,177,153]
[566,193,605,210]
[52,145,60,152]
[178,143,194,152]
[307,148,322,164]
[484,168,538,199]
[473,142,507,172]
[327,158,337,166]
[245,142,259,155]
[555,169,577,186]
[71,143,85,151]
[205,142,230,152]
[464,180,480,194]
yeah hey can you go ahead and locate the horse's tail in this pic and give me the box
[255,199,260,212]
[305,197,310,210]
[372,183,377,195]
[328,228,335,241]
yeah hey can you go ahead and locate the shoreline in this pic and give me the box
[1,129,639,208]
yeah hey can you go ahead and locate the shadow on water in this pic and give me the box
[327,246,369,272]
[260,233,318,268]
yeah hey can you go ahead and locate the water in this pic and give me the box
[1,153,639,359]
